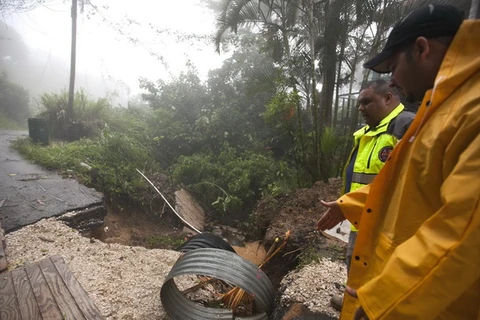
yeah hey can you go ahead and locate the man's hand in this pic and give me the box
[315,200,345,230]
[346,286,369,320]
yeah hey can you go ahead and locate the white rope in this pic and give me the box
[136,169,202,234]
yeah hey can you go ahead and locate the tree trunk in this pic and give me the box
[470,0,479,19]
[333,9,349,129]
[320,0,342,129]
[307,0,320,182]
[67,0,77,122]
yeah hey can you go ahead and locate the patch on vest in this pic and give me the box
[378,146,393,162]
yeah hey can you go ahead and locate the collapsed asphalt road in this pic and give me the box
[0,130,105,233]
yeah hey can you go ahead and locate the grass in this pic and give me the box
[146,234,185,249]
[11,132,162,209]
[296,237,347,268]
[297,246,323,268]
[12,137,95,173]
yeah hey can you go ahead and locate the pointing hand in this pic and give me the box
[315,200,345,231]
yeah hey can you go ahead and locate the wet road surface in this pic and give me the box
[0,130,104,233]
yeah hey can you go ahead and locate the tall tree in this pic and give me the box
[67,0,78,123]
[320,0,342,129]
[211,0,474,183]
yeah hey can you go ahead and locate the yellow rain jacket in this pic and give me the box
[338,20,480,319]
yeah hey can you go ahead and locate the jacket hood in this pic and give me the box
[408,20,480,143]
[428,20,480,109]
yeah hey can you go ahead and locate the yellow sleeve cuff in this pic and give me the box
[338,184,370,229]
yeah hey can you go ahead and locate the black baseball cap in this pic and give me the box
[364,4,464,73]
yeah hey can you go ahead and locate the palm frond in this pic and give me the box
[260,24,285,61]
[284,0,303,29]
[380,0,470,32]
[215,0,262,52]
[247,64,280,94]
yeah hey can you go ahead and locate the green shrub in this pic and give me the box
[172,143,297,220]
[36,89,112,140]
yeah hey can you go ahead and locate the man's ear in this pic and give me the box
[384,92,393,104]
[414,37,430,61]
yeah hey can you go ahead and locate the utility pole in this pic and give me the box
[67,0,77,123]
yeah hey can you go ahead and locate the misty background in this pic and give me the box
[1,0,229,109]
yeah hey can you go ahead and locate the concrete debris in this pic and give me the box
[279,259,347,319]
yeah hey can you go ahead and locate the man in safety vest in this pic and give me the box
[317,5,480,319]
[329,79,414,311]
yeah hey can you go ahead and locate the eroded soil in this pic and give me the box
[88,203,187,250]
[89,178,345,261]
[88,178,346,295]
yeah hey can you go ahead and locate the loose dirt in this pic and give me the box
[89,204,185,250]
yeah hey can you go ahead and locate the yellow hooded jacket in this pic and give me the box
[338,20,480,319]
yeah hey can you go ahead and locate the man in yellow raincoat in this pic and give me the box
[316,4,480,319]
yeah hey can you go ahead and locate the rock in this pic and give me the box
[0,224,6,272]
[174,189,206,233]
[80,162,92,171]
[59,204,107,233]
[272,302,338,320]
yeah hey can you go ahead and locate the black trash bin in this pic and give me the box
[28,118,49,145]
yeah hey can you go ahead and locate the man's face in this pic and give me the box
[388,40,431,103]
[357,87,389,127]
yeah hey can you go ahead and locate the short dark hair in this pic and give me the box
[401,35,454,63]
[362,79,399,97]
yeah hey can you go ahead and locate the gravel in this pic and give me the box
[6,218,181,320]
[5,218,347,320]
[279,259,347,318]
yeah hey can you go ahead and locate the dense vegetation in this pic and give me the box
[11,37,331,223]
[5,0,475,226]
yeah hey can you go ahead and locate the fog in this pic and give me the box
[1,0,229,108]
[0,22,126,108]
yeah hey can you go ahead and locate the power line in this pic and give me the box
[23,11,49,35]
[35,47,51,89]
[38,2,69,13]
[87,2,173,77]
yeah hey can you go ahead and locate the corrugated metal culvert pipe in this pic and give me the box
[160,243,275,319]
[176,233,236,253]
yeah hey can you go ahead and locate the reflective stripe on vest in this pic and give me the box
[351,173,377,185]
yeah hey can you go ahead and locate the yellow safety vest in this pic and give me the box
[342,104,408,231]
